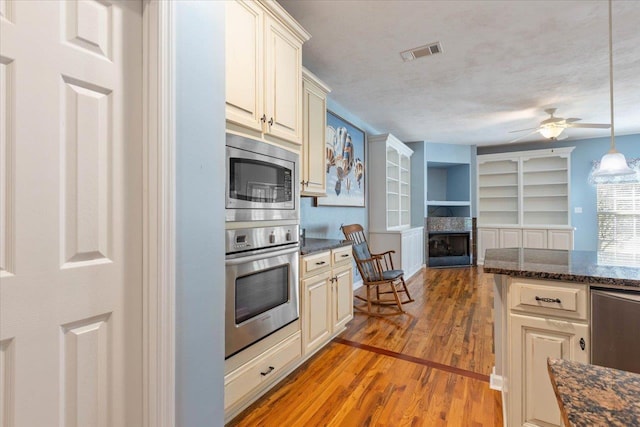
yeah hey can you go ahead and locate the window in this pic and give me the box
[597,182,640,264]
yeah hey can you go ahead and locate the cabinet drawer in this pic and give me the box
[510,279,588,320]
[224,332,301,410]
[332,245,353,265]
[301,251,331,277]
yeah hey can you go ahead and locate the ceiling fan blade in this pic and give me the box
[565,118,582,123]
[509,129,539,143]
[509,127,538,133]
[567,123,611,129]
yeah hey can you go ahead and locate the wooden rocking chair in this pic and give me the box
[341,224,414,316]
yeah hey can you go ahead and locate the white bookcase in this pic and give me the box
[369,134,414,231]
[476,148,575,263]
[368,134,424,278]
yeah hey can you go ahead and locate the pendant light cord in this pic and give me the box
[609,0,616,152]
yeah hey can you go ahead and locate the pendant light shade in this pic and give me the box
[593,149,635,177]
[593,0,634,178]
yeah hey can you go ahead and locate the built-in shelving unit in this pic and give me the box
[369,134,424,278]
[426,162,471,217]
[476,148,575,263]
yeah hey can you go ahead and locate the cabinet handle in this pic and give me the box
[315,261,326,265]
[268,117,274,126]
[341,254,350,258]
[260,114,267,123]
[535,296,561,304]
[260,366,275,376]
[580,337,586,351]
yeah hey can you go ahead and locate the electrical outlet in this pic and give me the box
[574,207,583,214]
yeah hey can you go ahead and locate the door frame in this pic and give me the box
[143,2,175,426]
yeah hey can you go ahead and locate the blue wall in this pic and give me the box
[175,2,225,426]
[300,98,381,239]
[477,134,640,250]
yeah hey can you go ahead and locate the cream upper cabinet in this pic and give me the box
[301,68,331,196]
[225,0,310,145]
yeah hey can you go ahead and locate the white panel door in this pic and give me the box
[522,228,547,249]
[548,229,574,250]
[0,1,142,426]
[500,228,522,248]
[478,228,499,264]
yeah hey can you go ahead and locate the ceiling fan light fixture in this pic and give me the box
[539,126,564,139]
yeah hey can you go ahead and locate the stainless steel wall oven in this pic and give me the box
[226,133,299,222]
[225,225,299,359]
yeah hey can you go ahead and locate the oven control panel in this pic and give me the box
[226,225,299,255]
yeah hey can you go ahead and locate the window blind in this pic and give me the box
[597,183,640,265]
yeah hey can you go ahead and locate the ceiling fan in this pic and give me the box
[509,108,610,143]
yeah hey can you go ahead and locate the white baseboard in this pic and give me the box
[489,366,503,391]
[353,279,363,291]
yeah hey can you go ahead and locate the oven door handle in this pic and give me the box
[225,246,299,266]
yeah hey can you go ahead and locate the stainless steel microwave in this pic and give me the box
[226,133,299,222]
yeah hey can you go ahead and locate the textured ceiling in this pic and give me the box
[279,0,640,146]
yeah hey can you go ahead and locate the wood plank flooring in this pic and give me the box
[227,267,503,426]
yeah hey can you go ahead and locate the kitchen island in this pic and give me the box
[547,358,640,427]
[484,248,640,427]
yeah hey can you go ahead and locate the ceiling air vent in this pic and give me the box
[400,42,443,62]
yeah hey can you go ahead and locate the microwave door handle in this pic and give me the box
[225,246,299,266]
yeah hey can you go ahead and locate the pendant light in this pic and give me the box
[592,0,635,177]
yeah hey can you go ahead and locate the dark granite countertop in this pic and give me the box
[299,238,352,256]
[547,358,640,426]
[483,248,640,291]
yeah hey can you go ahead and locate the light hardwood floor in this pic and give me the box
[228,267,503,426]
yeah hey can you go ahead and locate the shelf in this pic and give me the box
[478,171,518,176]
[523,194,567,198]
[524,209,568,213]
[480,184,518,188]
[480,209,518,212]
[523,182,567,186]
[427,200,471,206]
[522,168,567,174]
[479,196,517,199]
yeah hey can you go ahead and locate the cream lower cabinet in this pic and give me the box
[224,331,302,415]
[301,246,353,356]
[507,279,589,427]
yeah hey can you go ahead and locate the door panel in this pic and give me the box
[0,1,142,425]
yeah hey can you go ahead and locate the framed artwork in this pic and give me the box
[316,110,366,207]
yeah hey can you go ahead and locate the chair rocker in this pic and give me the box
[341,224,414,316]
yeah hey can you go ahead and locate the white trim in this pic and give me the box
[143,1,175,427]
[489,367,503,391]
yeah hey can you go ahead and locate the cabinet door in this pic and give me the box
[509,314,589,427]
[264,15,303,144]
[500,228,522,248]
[225,0,264,132]
[548,229,573,250]
[522,229,547,248]
[332,264,353,332]
[302,271,332,355]
[301,80,326,196]
[478,228,499,264]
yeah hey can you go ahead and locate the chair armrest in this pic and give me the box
[371,250,396,270]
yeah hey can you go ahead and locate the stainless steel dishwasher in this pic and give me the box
[591,289,640,374]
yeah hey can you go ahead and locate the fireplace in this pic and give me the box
[426,217,475,267]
